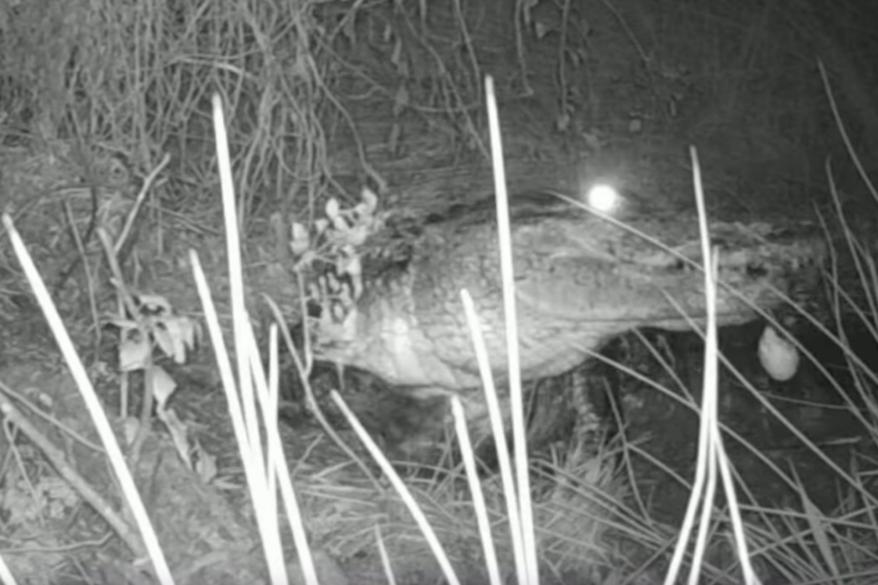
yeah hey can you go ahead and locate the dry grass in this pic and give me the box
[2,1,878,584]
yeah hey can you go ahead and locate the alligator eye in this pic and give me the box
[746,263,768,277]
[585,184,622,214]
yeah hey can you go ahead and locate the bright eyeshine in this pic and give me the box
[585,183,621,214]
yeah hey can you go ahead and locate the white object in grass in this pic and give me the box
[585,183,622,214]
[758,325,799,381]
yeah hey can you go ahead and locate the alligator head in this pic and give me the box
[305,186,824,395]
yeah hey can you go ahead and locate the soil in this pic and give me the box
[2,0,878,583]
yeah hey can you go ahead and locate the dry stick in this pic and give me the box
[460,289,523,585]
[189,253,294,583]
[239,319,319,585]
[557,0,571,125]
[70,153,171,360]
[687,150,726,585]
[594,0,650,69]
[394,8,488,158]
[60,199,102,356]
[0,380,104,453]
[592,0,672,121]
[452,0,482,105]
[326,0,367,42]
[484,75,539,583]
[819,62,878,323]
[0,394,142,555]
[446,412,500,585]
[823,202,878,341]
[818,60,878,205]
[514,0,534,95]
[210,94,294,585]
[664,152,716,585]
[262,295,382,491]
[51,181,99,298]
[97,229,153,466]
[294,271,313,374]
[309,68,387,194]
[2,213,174,583]
[114,153,171,256]
[0,553,18,585]
[374,525,398,585]
[686,274,728,582]
[665,148,760,585]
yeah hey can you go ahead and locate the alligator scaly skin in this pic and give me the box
[307,188,824,402]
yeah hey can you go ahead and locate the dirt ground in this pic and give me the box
[2,0,878,583]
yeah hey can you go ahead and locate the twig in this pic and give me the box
[51,142,100,298]
[59,199,103,358]
[97,228,153,466]
[452,0,482,108]
[310,69,387,195]
[514,0,534,96]
[115,153,171,256]
[0,380,104,453]
[262,294,383,492]
[0,389,143,557]
[397,7,488,159]
[557,0,572,126]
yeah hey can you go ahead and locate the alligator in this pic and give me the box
[301,179,826,447]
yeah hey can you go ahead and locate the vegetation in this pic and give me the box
[1,0,877,583]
